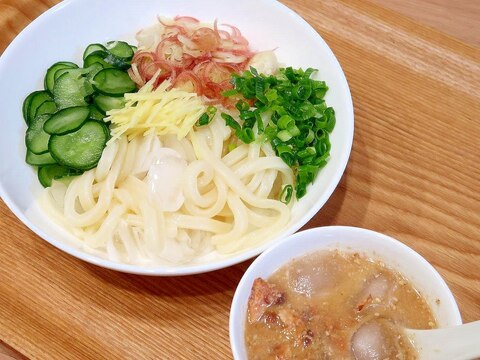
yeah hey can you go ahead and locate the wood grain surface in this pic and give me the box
[369,0,480,47]
[1,0,479,359]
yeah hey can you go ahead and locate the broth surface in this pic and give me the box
[245,250,437,359]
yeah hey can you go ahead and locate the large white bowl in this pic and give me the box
[230,226,462,359]
[0,0,354,275]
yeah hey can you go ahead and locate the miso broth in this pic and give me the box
[245,250,437,359]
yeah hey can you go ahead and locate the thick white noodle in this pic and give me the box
[40,116,294,265]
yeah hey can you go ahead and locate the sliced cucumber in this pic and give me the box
[83,52,112,69]
[44,106,90,135]
[23,91,41,123]
[53,71,88,109]
[86,63,104,81]
[25,114,51,154]
[106,41,134,59]
[88,105,105,121]
[26,150,57,166]
[54,68,74,81]
[24,40,138,187]
[81,64,104,100]
[54,67,90,82]
[92,68,136,96]
[84,48,130,70]
[104,54,131,70]
[49,120,109,170]
[44,62,78,93]
[82,79,95,98]
[93,94,126,113]
[26,91,53,125]
[38,165,82,188]
[34,101,57,117]
[83,43,107,60]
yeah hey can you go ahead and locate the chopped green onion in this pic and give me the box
[238,128,255,144]
[221,89,239,97]
[255,77,267,103]
[297,147,316,159]
[287,125,301,137]
[263,126,277,141]
[277,130,292,142]
[254,110,264,134]
[236,100,250,112]
[296,79,312,100]
[293,137,305,149]
[315,118,327,129]
[196,113,210,126]
[277,115,294,130]
[280,184,293,204]
[314,101,327,113]
[250,67,259,76]
[305,129,315,144]
[276,145,295,166]
[303,68,317,79]
[221,113,241,132]
[195,106,217,127]
[243,117,256,129]
[239,110,255,121]
[324,107,336,132]
[265,89,278,102]
[206,105,217,115]
[313,85,328,100]
[296,183,307,199]
[220,66,334,200]
[284,67,296,81]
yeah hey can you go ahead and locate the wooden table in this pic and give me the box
[1,0,479,359]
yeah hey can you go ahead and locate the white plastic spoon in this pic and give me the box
[405,320,480,360]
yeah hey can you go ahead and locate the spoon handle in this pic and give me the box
[406,320,480,360]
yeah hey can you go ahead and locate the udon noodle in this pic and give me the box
[41,115,293,265]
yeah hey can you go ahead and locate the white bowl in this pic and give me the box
[0,0,354,275]
[229,226,462,359]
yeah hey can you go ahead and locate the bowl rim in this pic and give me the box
[229,226,463,359]
[0,0,354,276]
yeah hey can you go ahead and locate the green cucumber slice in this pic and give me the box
[106,41,134,60]
[83,43,108,60]
[104,54,131,70]
[26,91,53,125]
[93,94,126,113]
[34,101,57,117]
[44,62,78,93]
[23,91,41,124]
[44,106,90,135]
[83,64,104,100]
[49,120,109,170]
[54,67,90,82]
[26,150,57,166]
[86,63,104,81]
[88,105,105,121]
[25,114,51,154]
[54,68,75,81]
[53,71,89,109]
[38,165,82,187]
[92,68,136,96]
[83,51,113,69]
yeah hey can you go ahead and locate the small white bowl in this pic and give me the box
[229,226,462,359]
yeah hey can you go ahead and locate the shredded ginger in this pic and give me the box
[106,75,206,142]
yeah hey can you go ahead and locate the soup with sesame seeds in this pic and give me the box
[244,250,437,360]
